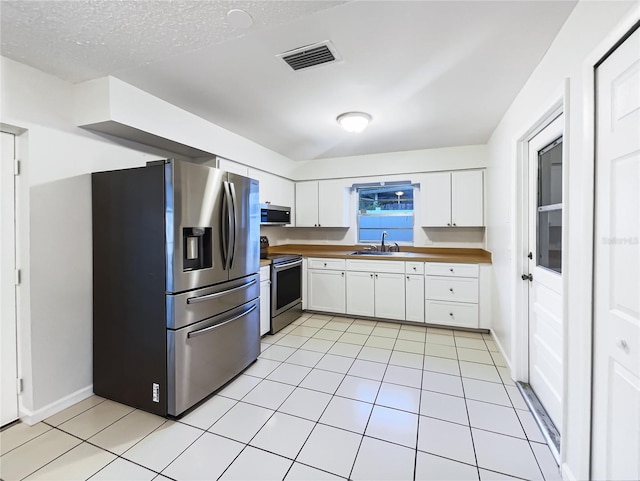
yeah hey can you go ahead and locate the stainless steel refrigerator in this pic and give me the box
[92,159,260,417]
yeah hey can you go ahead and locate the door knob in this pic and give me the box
[521,273,533,281]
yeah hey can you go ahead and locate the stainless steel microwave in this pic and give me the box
[260,204,291,225]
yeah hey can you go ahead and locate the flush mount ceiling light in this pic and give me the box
[336,112,372,133]
[226,9,253,29]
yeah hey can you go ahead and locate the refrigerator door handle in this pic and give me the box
[229,181,238,269]
[187,304,257,338]
[186,279,257,304]
[222,181,233,270]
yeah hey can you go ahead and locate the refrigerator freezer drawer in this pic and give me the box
[166,273,260,329]
[167,298,260,416]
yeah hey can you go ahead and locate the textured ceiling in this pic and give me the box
[1,1,578,161]
[0,0,344,83]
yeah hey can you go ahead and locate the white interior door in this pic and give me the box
[1,131,18,426]
[527,114,564,433]
[592,26,640,481]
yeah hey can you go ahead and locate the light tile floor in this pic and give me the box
[0,314,561,481]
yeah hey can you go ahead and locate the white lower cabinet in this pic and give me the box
[305,257,490,330]
[425,300,478,328]
[346,271,375,317]
[425,262,479,329]
[405,274,425,322]
[259,265,271,336]
[374,272,405,320]
[307,258,346,314]
[345,260,405,321]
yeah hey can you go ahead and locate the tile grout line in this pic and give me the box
[346,320,396,480]
[4,317,559,481]
[454,331,482,481]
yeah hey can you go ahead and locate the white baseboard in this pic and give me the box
[19,385,93,425]
[489,329,513,373]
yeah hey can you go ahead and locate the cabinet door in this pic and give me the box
[405,274,425,322]
[260,280,271,335]
[318,180,350,227]
[374,273,405,320]
[346,271,375,317]
[218,157,249,177]
[420,172,452,227]
[248,168,295,211]
[308,269,345,313]
[451,170,484,227]
[295,181,319,227]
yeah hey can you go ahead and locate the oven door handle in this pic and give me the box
[186,279,257,304]
[273,259,303,270]
[187,304,257,338]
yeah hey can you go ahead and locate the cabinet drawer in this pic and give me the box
[259,265,270,282]
[425,263,478,278]
[425,300,478,329]
[426,276,478,303]
[307,258,346,270]
[405,262,424,275]
[346,259,404,274]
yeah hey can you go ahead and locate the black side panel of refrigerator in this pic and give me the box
[92,164,168,416]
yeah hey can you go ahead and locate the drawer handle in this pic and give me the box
[324,262,327,267]
[187,304,257,338]
[450,268,454,272]
[187,279,257,304]
[449,312,454,317]
[413,267,417,271]
[449,288,454,293]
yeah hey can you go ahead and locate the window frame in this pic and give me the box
[356,183,415,245]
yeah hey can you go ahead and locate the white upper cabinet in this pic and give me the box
[217,157,249,177]
[248,168,296,224]
[420,170,484,227]
[451,170,484,227]
[295,181,319,227]
[420,172,451,227]
[295,180,350,228]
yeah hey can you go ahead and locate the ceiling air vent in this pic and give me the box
[277,40,342,71]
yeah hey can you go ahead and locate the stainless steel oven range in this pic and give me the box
[268,254,303,333]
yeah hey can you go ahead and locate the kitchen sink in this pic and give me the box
[349,250,404,256]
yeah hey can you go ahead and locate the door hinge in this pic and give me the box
[16,378,23,394]
[14,269,21,285]
[521,273,533,282]
[528,252,533,260]
[14,159,20,176]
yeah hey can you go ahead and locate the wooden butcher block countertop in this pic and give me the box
[267,244,492,264]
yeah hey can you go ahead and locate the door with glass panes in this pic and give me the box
[526,114,564,434]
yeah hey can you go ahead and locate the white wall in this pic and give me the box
[265,145,488,248]
[292,144,487,180]
[1,57,169,421]
[0,56,301,422]
[484,1,637,479]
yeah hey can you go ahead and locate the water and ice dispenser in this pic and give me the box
[183,227,212,271]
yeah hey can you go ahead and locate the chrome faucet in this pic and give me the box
[380,231,387,252]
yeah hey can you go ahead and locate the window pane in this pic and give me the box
[537,208,562,273]
[536,136,562,273]
[538,138,562,206]
[357,185,414,243]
